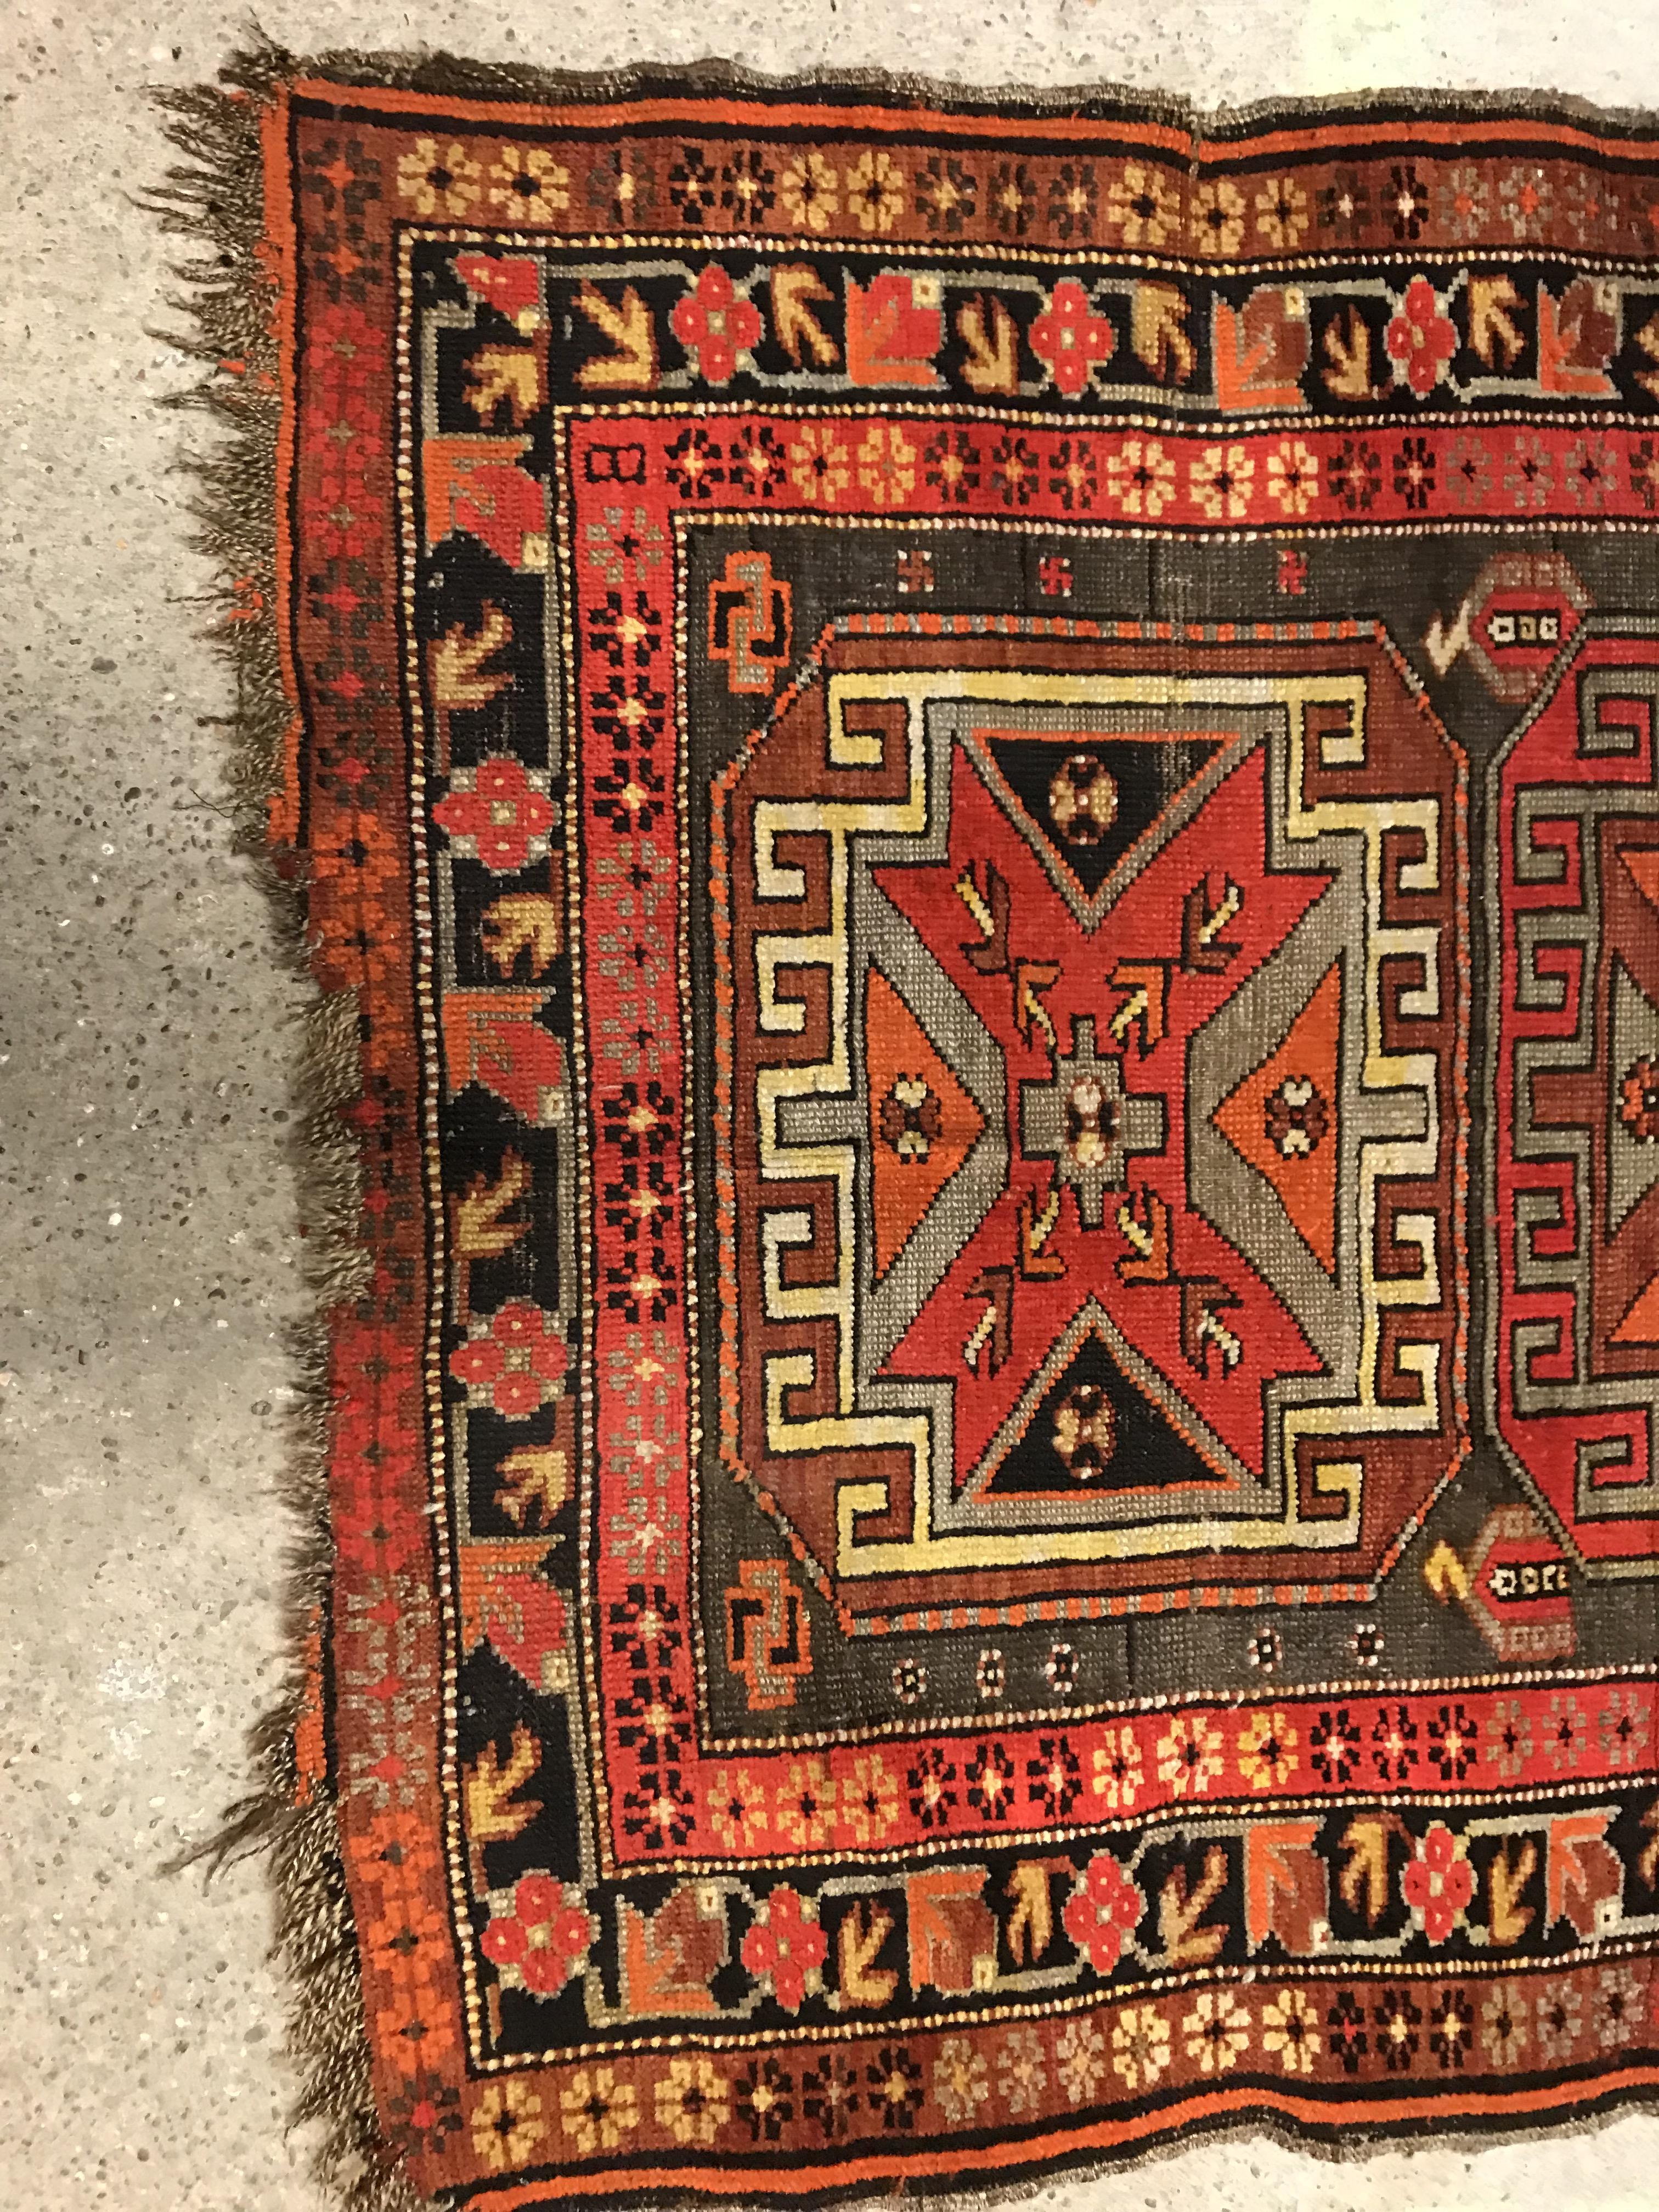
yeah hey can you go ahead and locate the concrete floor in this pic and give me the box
[3,3,1657,2206]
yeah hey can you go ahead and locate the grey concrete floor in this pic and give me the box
[2,3,1657,2207]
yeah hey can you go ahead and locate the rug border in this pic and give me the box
[150,34,1659,2212]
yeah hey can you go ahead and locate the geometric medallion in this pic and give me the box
[1487,629,1659,1569]
[712,619,1470,1616]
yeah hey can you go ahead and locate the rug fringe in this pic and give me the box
[147,54,425,2212]
[179,20,1659,156]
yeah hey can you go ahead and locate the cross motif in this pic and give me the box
[1019,1015,1167,1226]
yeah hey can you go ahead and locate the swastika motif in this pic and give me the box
[724,1558,813,1710]
[708,546,792,693]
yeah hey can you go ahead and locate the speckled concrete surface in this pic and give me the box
[3,4,1657,2207]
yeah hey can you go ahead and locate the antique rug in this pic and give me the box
[157,42,1658,2211]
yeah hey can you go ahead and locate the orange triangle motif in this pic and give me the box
[1622,845,1659,915]
[866,968,986,1279]
[1212,963,1342,1274]
[1612,1272,1659,1345]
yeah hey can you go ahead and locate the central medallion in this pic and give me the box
[707,620,1468,1622]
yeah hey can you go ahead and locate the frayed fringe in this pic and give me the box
[176,21,1659,157]
[150,32,1658,2212]
[147,50,419,2212]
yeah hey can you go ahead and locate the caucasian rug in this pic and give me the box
[157,42,1659,2211]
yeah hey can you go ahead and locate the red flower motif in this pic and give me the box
[1029,279,1115,399]
[433,756,557,872]
[740,1886,828,2012]
[492,1301,570,1379]
[481,1874,595,1996]
[490,1370,543,1418]
[1401,1821,1475,1943]
[670,264,762,385]
[450,1301,568,1417]
[1062,1849,1144,1974]
[1385,276,1458,396]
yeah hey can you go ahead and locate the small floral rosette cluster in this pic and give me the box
[449,1299,569,1418]
[480,1872,597,1999]
[739,1886,829,2012]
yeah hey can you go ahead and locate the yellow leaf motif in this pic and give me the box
[1131,283,1197,383]
[575,283,658,392]
[1158,1847,1229,1966]
[465,1722,542,1845]
[454,1152,532,1260]
[1468,274,1527,371]
[957,295,1020,396]
[1423,1539,1470,1602]
[1005,1860,1060,1964]
[481,891,562,979]
[1322,307,1373,401]
[495,1443,569,1531]
[1634,309,1659,401]
[1488,1837,1538,1947]
[835,1900,898,2007]
[1640,1801,1659,1893]
[431,603,514,709]
[772,264,839,367]
[465,345,545,426]
[1338,1813,1398,1927]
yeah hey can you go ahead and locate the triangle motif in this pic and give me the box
[866,968,985,1280]
[1609,959,1659,1234]
[981,733,1229,899]
[1621,845,1659,915]
[1612,1272,1659,1346]
[1212,963,1343,1274]
[983,1325,1229,1497]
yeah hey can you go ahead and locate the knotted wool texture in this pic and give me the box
[160,45,1659,2210]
